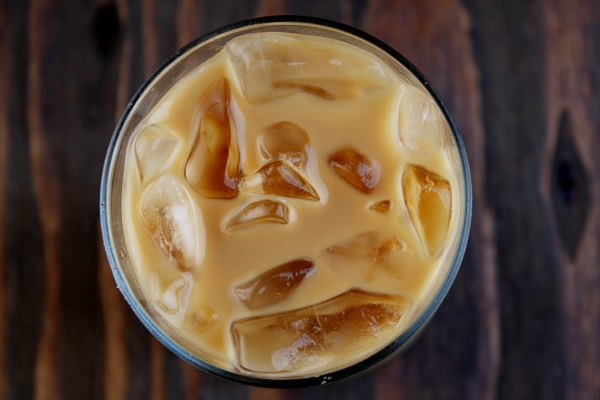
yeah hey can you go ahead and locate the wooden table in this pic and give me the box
[1,0,598,399]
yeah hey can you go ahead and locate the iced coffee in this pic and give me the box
[104,19,470,384]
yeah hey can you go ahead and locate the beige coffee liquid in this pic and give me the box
[121,32,464,378]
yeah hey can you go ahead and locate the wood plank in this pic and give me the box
[0,0,9,396]
[462,0,574,398]
[28,0,64,398]
[3,0,47,398]
[542,1,600,399]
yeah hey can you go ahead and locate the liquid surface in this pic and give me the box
[121,31,463,378]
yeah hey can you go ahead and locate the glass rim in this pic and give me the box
[100,15,472,388]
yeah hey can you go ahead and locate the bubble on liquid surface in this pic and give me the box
[185,78,241,199]
[256,161,320,201]
[224,199,290,232]
[402,164,452,258]
[134,124,179,183]
[224,33,392,103]
[258,122,310,167]
[139,174,205,270]
[398,87,443,153]
[369,200,393,213]
[150,269,192,315]
[329,147,381,194]
[231,290,409,374]
[234,259,316,309]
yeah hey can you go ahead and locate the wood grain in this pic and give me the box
[4,0,47,398]
[0,0,9,396]
[543,1,600,399]
[29,0,62,398]
[1,0,599,399]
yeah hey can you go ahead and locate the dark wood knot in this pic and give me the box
[550,109,590,260]
[92,2,120,58]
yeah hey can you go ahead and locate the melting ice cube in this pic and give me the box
[256,161,319,201]
[224,33,392,103]
[322,231,380,271]
[185,78,241,199]
[134,124,178,184]
[258,121,310,167]
[329,147,381,194]
[149,268,192,315]
[224,199,290,232]
[234,259,316,309]
[375,237,406,266]
[185,305,219,334]
[231,289,409,374]
[139,174,205,269]
[398,87,443,153]
[402,164,452,258]
[321,231,409,281]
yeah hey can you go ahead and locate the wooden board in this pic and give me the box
[1,0,599,398]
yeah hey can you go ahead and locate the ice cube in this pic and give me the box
[149,269,191,315]
[398,87,443,153]
[231,289,409,374]
[368,200,393,213]
[322,231,380,271]
[375,237,405,265]
[225,33,392,103]
[185,78,241,199]
[258,122,310,167]
[329,147,381,194]
[402,164,452,258]
[139,174,205,270]
[256,161,319,201]
[321,232,412,282]
[134,124,178,183]
[224,199,290,232]
[185,305,219,333]
[234,259,316,309]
